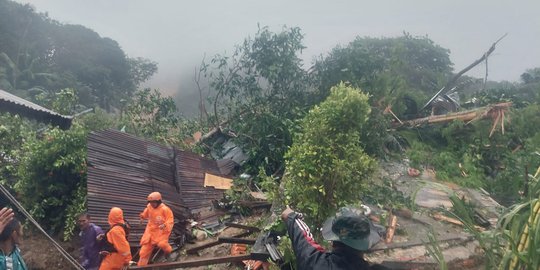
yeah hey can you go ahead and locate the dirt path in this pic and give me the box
[21,232,79,270]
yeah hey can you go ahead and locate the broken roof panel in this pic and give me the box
[87,130,189,246]
[176,150,229,225]
[0,89,72,129]
[87,129,232,244]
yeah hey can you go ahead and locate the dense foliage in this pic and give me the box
[122,88,203,150]
[15,124,88,235]
[203,26,311,175]
[312,34,453,103]
[0,113,30,187]
[0,0,156,110]
[310,34,454,157]
[284,83,376,228]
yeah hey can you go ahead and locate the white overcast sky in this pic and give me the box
[14,0,540,95]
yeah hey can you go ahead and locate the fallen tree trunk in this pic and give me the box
[398,102,511,128]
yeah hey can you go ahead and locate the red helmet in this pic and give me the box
[147,192,162,201]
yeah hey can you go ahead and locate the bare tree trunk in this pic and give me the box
[421,34,507,111]
[194,66,209,123]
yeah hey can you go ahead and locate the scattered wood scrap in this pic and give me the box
[398,102,511,134]
[128,254,253,269]
[432,212,485,231]
[186,222,259,254]
[385,214,398,244]
[432,213,463,226]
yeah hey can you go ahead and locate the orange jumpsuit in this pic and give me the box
[137,203,174,266]
[99,207,132,270]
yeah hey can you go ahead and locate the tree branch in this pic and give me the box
[421,34,507,110]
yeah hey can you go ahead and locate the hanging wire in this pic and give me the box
[0,184,85,270]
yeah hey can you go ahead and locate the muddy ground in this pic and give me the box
[22,218,259,270]
[22,231,80,270]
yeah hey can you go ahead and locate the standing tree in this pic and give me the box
[284,83,376,229]
[122,88,198,149]
[312,34,453,103]
[204,26,311,175]
[123,88,178,140]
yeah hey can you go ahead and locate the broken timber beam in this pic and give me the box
[385,214,398,244]
[398,102,511,128]
[128,254,253,270]
[219,237,257,245]
[186,230,257,254]
[224,222,261,232]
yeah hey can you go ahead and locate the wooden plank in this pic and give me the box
[224,222,261,232]
[385,214,398,244]
[219,237,256,245]
[185,239,221,254]
[185,231,257,254]
[432,213,463,226]
[400,102,511,128]
[128,254,253,270]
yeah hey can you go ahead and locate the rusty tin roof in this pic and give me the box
[87,129,231,245]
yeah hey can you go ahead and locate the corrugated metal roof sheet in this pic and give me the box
[0,89,72,129]
[87,130,231,245]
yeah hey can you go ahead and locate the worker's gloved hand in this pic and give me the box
[99,251,110,256]
[281,206,294,221]
[96,233,105,241]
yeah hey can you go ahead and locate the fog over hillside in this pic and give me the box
[16,0,540,115]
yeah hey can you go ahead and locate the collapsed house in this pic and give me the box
[86,129,238,246]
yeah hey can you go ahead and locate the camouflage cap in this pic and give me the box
[321,207,374,251]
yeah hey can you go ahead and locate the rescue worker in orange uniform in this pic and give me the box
[99,207,131,270]
[137,192,174,266]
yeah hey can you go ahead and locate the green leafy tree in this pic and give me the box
[5,86,117,239]
[0,113,30,187]
[207,26,308,122]
[123,88,178,138]
[128,57,158,87]
[14,124,87,234]
[10,113,117,239]
[521,67,540,84]
[284,83,376,229]
[50,24,134,110]
[122,88,198,149]
[311,34,453,157]
[312,34,453,104]
[204,26,310,175]
[0,0,156,110]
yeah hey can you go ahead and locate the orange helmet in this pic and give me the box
[147,192,162,202]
